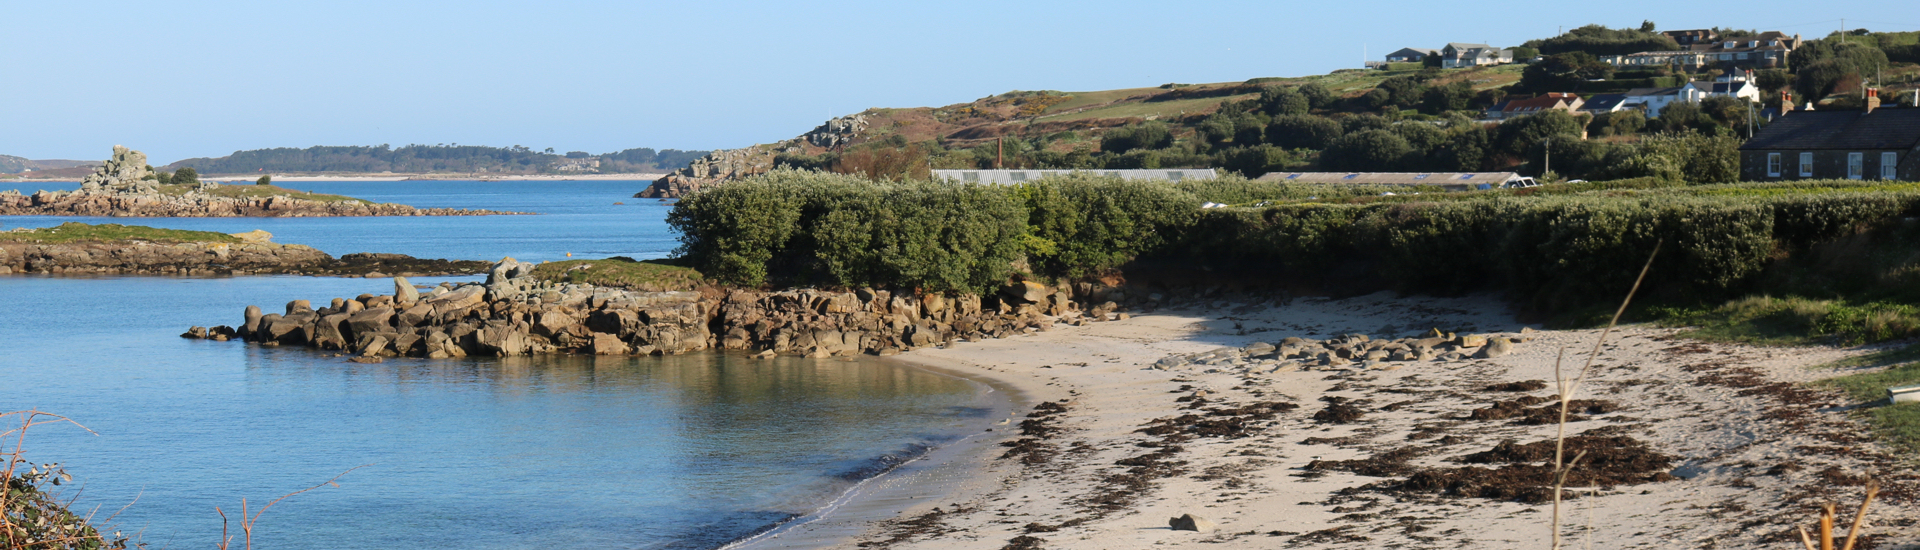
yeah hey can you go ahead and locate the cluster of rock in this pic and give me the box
[77,146,159,194]
[634,147,779,199]
[0,229,488,277]
[1154,332,1526,374]
[1,146,523,217]
[802,114,869,149]
[194,259,1124,359]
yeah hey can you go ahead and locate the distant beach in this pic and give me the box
[4,173,666,183]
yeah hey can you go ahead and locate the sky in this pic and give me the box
[5,1,1912,163]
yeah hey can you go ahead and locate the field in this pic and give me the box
[0,222,241,244]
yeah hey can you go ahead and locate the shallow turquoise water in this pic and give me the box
[0,182,994,549]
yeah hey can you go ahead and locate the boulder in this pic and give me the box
[591,333,630,355]
[1169,514,1215,533]
[396,302,435,327]
[241,305,263,338]
[533,310,576,337]
[285,299,311,316]
[312,313,351,350]
[1478,337,1514,358]
[1000,281,1049,304]
[347,306,394,335]
[394,276,419,305]
[475,322,532,356]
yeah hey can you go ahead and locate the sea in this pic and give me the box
[0,180,1002,550]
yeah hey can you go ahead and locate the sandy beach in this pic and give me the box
[744,292,1919,550]
[3,173,666,183]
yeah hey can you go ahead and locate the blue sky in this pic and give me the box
[4,1,1908,163]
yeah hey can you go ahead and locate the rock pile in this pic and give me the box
[77,145,158,194]
[802,114,868,149]
[197,259,1121,358]
[1154,332,1527,374]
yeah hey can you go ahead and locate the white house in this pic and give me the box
[1441,43,1513,69]
[1623,87,1685,116]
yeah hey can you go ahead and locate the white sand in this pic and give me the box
[746,292,1918,549]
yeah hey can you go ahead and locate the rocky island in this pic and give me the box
[0,222,491,276]
[0,146,526,217]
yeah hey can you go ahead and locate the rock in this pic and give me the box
[347,356,384,364]
[1478,337,1513,358]
[394,276,419,304]
[590,333,629,355]
[1457,334,1488,348]
[231,230,274,244]
[181,326,209,339]
[1244,342,1276,355]
[285,300,311,316]
[1000,281,1049,304]
[1169,514,1215,532]
[312,313,351,350]
[347,306,394,335]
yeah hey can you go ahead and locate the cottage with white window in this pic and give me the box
[1738,90,1917,182]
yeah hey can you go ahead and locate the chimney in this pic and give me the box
[1865,88,1879,114]
[1781,91,1794,112]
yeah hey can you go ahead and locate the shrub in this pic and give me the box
[1265,115,1343,150]
[256,175,271,186]
[1100,122,1174,154]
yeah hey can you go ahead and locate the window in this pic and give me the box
[962,172,979,182]
[1737,52,1749,60]
[1460,174,1476,179]
[1342,174,1359,180]
[1010,172,1027,182]
[1167,171,1184,181]
[1799,152,1814,177]
[1413,174,1430,180]
[1884,152,1899,180]
[1724,41,1736,48]
[1767,153,1781,177]
[1847,153,1863,180]
[1285,174,1302,180]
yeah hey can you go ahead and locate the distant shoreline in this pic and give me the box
[3,173,667,183]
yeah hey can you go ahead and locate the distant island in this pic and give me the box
[0,146,527,217]
[163,144,709,177]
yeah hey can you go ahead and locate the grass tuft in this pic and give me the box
[1652,296,1920,346]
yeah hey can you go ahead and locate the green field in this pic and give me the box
[530,258,705,291]
[0,222,241,244]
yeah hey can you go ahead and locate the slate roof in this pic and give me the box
[1739,109,1920,151]
[1626,87,1682,97]
[1582,94,1629,111]
[1255,172,1521,185]
[1388,47,1438,59]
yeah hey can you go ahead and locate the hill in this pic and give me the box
[163,144,710,176]
[0,155,99,174]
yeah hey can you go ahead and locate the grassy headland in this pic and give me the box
[529,258,705,291]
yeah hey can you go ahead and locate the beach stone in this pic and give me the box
[1457,334,1488,348]
[1169,514,1215,532]
[1478,337,1514,358]
[394,276,419,304]
[242,305,263,337]
[1244,342,1276,355]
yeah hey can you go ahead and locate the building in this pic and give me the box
[1737,91,1919,181]
[1255,171,1530,190]
[1688,32,1800,70]
[1385,47,1438,63]
[1680,77,1761,103]
[1600,50,1711,70]
[1441,43,1513,69]
[1581,93,1632,115]
[1623,86,1686,116]
[932,168,1217,185]
[551,158,601,172]
[1490,93,1585,120]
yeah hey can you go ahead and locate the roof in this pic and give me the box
[1503,93,1581,113]
[1626,87,1683,97]
[1254,172,1521,185]
[1387,47,1438,57]
[1582,94,1629,111]
[1705,81,1753,94]
[1739,108,1920,151]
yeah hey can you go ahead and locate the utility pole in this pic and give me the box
[996,137,1004,169]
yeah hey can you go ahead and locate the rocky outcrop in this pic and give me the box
[199,258,1125,358]
[78,145,158,194]
[802,114,869,149]
[3,146,526,217]
[0,230,490,277]
[635,147,780,199]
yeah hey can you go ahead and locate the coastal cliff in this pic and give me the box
[635,114,869,199]
[0,223,490,276]
[0,146,525,217]
[196,257,1121,357]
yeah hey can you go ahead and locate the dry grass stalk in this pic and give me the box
[1550,240,1661,550]
[1795,480,1879,550]
[2,409,129,550]
[214,465,369,550]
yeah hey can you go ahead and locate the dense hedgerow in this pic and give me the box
[670,171,1920,317]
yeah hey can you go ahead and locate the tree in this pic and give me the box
[1260,86,1309,116]
[1754,69,1791,94]
[1587,110,1646,137]
[1296,83,1335,109]
[1264,115,1343,150]
[1495,110,1584,158]
[1517,52,1614,93]
[173,167,199,185]
[1197,113,1236,147]
[256,175,272,186]
[1421,82,1475,114]
[1529,24,1680,57]
[1640,20,1656,33]
[1099,121,1174,154]
[1320,129,1413,171]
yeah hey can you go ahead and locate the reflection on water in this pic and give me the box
[4,270,993,550]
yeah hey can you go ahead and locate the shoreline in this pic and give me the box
[724,357,1036,550]
[740,292,1920,550]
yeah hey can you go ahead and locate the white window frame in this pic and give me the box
[1883,152,1899,180]
[1767,153,1781,177]
[1848,152,1864,180]
[1799,152,1814,177]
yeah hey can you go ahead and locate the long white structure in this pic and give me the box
[932,168,1217,185]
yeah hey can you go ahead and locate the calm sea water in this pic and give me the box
[0,181,997,550]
